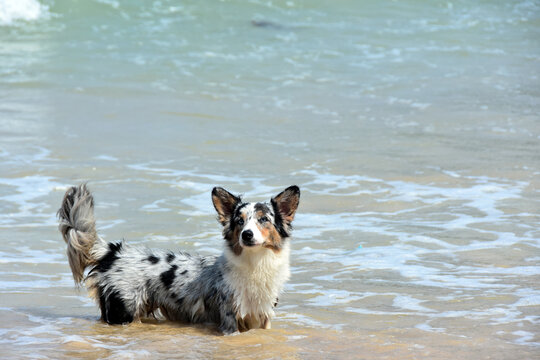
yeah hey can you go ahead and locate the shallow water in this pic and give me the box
[1,0,539,359]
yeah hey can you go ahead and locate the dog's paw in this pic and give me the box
[218,322,238,335]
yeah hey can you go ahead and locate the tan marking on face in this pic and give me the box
[261,223,282,253]
[258,223,270,239]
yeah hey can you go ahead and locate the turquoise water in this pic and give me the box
[1,0,539,359]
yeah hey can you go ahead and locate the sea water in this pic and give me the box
[0,0,539,358]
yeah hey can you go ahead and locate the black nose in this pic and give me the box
[242,230,254,244]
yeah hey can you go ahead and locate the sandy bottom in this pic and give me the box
[2,307,537,360]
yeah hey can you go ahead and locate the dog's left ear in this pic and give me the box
[212,187,241,226]
[271,185,300,224]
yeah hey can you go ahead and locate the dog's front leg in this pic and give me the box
[218,309,238,335]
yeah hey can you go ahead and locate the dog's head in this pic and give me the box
[211,186,300,255]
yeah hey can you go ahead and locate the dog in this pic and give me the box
[57,184,300,334]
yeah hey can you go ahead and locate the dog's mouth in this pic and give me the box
[240,238,261,248]
[241,242,257,248]
[240,230,262,248]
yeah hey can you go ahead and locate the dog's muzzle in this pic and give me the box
[241,230,255,246]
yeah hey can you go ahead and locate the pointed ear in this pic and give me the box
[212,187,241,226]
[271,185,300,223]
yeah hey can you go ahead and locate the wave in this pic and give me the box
[0,0,49,26]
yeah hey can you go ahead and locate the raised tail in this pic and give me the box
[58,184,106,284]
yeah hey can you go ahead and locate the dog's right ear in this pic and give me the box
[212,187,241,226]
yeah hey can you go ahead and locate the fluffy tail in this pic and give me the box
[58,184,105,284]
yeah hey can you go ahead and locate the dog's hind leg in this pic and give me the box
[99,288,136,325]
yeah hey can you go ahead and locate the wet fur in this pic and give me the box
[57,184,300,334]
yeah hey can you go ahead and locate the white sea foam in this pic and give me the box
[94,155,119,162]
[0,175,65,227]
[306,289,363,306]
[512,331,540,346]
[0,0,49,26]
[95,0,119,10]
[279,311,341,330]
[0,248,64,264]
[290,169,539,303]
[415,322,446,333]
[392,295,435,313]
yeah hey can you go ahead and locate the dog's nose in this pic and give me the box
[242,230,254,244]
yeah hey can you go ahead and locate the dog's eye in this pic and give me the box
[259,216,269,223]
[236,218,244,225]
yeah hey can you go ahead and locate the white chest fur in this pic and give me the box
[224,242,290,322]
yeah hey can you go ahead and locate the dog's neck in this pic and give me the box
[223,241,291,322]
